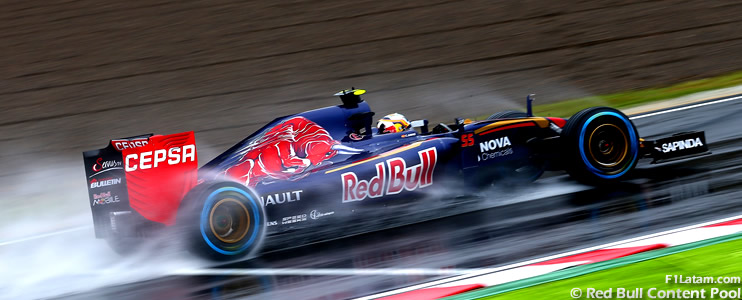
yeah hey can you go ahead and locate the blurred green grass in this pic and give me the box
[532,70,742,118]
[482,238,742,299]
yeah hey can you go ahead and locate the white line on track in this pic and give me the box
[0,225,90,246]
[170,268,484,277]
[629,94,742,120]
[354,213,742,300]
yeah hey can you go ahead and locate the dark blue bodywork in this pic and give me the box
[84,94,708,255]
[197,99,565,249]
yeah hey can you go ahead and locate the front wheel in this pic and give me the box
[561,107,640,184]
[178,181,266,260]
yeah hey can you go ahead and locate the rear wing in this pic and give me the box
[641,131,710,163]
[82,132,198,238]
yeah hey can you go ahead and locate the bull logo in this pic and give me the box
[224,116,362,186]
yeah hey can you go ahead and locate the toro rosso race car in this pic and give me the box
[83,89,709,259]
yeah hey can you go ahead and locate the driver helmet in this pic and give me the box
[377,113,411,134]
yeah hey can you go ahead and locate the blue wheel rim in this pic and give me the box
[578,112,638,179]
[200,187,261,255]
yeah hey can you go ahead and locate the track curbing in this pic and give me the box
[362,215,742,300]
[443,232,742,299]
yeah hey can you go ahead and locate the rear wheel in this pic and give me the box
[179,181,265,260]
[561,107,639,184]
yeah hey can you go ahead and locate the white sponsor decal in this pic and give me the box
[89,158,123,177]
[281,214,307,225]
[479,148,514,161]
[93,159,122,172]
[112,139,149,151]
[90,178,122,189]
[479,136,511,153]
[310,210,335,220]
[92,192,120,206]
[342,147,437,202]
[266,221,278,226]
[261,190,303,206]
[124,144,196,171]
[661,137,703,153]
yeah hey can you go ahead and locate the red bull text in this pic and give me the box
[341,147,437,202]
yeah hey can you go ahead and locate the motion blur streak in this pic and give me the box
[0,226,206,300]
[171,268,474,276]
[355,213,742,300]
[3,1,742,299]
[0,162,207,300]
[0,226,88,246]
[630,95,742,119]
[60,94,742,299]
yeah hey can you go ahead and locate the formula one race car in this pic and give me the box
[83,89,708,259]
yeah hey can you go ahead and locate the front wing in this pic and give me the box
[640,131,710,163]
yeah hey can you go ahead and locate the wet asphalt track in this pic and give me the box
[53,96,742,299]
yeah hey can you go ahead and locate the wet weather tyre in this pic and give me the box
[561,107,640,184]
[487,110,527,120]
[178,181,265,261]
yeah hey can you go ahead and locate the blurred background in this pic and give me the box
[2,0,742,298]
[3,1,742,162]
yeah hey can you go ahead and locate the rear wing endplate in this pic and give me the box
[82,132,198,237]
